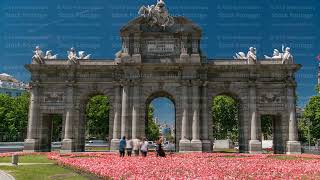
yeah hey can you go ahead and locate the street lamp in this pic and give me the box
[306,118,311,151]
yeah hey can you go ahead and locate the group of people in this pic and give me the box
[119,136,166,157]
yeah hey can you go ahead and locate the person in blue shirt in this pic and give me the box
[119,136,126,157]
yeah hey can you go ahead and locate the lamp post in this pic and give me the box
[306,118,311,151]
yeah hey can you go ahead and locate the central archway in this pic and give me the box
[145,91,176,152]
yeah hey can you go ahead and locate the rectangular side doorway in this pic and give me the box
[40,114,63,152]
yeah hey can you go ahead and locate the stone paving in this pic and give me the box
[0,170,15,180]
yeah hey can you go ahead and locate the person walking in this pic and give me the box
[157,137,166,157]
[126,139,133,156]
[119,136,126,157]
[140,138,148,157]
[133,138,141,156]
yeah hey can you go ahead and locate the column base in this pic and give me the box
[179,139,191,152]
[190,54,201,63]
[23,139,39,152]
[61,139,74,153]
[249,140,262,154]
[132,54,141,63]
[179,53,189,63]
[110,139,120,152]
[191,139,202,151]
[202,140,212,152]
[286,141,301,154]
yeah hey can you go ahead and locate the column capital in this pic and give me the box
[191,79,202,86]
[285,81,297,88]
[202,81,208,87]
[120,80,130,87]
[112,81,122,87]
[180,80,191,87]
[130,79,142,86]
[248,80,256,88]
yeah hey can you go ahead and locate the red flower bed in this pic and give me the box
[47,152,320,179]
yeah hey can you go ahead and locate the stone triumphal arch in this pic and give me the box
[24,0,301,154]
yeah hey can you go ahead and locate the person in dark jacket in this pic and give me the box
[156,136,166,157]
[119,136,126,157]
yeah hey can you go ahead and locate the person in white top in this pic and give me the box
[133,138,141,156]
[126,139,133,156]
[140,138,149,157]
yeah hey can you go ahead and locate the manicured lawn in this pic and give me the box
[0,164,92,180]
[0,154,101,180]
[0,154,53,163]
[213,148,238,153]
[268,155,314,160]
[85,147,109,151]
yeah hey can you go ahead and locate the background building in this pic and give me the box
[0,73,28,97]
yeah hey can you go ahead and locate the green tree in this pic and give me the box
[302,95,320,144]
[0,94,13,141]
[146,105,160,141]
[212,95,238,142]
[51,114,63,142]
[85,95,109,140]
[261,115,273,140]
[0,93,30,141]
[298,117,309,143]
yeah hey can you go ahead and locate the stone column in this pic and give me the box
[132,33,141,63]
[191,80,202,151]
[286,82,301,154]
[121,82,129,138]
[179,81,191,151]
[248,82,262,153]
[61,84,75,153]
[120,36,130,62]
[179,35,189,62]
[24,83,40,152]
[190,36,201,63]
[201,82,211,152]
[131,81,140,140]
[110,83,122,151]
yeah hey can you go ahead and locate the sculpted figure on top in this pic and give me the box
[264,44,293,64]
[67,47,91,63]
[233,47,257,64]
[32,46,44,64]
[138,0,174,28]
[32,46,58,64]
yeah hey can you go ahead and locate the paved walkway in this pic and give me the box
[0,170,15,180]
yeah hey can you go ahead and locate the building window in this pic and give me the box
[6,92,12,96]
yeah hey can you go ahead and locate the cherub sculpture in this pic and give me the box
[233,47,257,64]
[264,44,293,64]
[233,52,247,60]
[264,49,282,60]
[78,51,91,59]
[282,46,293,64]
[138,0,174,28]
[44,50,58,59]
[32,46,44,64]
[247,47,257,64]
[67,47,78,63]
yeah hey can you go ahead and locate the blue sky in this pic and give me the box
[0,0,319,123]
[151,98,175,126]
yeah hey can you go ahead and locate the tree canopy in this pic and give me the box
[212,95,238,142]
[146,105,160,141]
[302,95,320,144]
[85,95,109,140]
[0,93,29,141]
